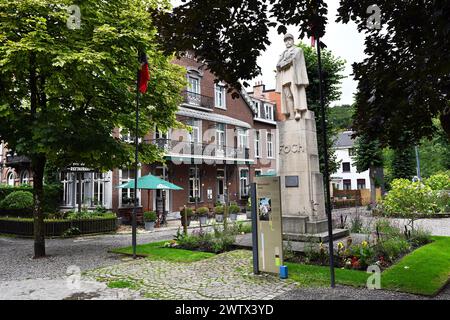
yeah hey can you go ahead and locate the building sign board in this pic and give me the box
[255,176,283,274]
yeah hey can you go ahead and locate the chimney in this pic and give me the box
[253,81,265,98]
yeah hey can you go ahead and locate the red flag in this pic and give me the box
[138,51,150,94]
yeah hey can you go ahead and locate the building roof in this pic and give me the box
[335,131,354,148]
[177,107,252,129]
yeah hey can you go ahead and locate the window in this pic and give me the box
[188,76,200,94]
[343,179,352,190]
[342,162,351,173]
[237,129,249,149]
[93,173,106,206]
[216,123,226,150]
[61,172,73,206]
[7,172,15,186]
[267,132,274,158]
[187,119,201,144]
[264,104,274,121]
[254,101,262,118]
[189,167,201,202]
[20,171,30,185]
[255,169,262,177]
[357,179,366,190]
[254,130,261,158]
[215,84,226,109]
[348,148,355,156]
[240,169,249,198]
[120,169,136,206]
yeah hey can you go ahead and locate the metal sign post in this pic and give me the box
[250,182,259,274]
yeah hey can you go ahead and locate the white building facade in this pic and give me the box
[331,131,370,191]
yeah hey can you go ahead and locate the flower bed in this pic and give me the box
[285,219,432,271]
[0,214,117,237]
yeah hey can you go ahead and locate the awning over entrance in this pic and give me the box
[177,107,252,129]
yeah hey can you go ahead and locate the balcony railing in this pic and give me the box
[5,154,31,167]
[181,91,214,111]
[152,139,250,161]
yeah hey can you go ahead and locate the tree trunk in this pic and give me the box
[369,166,376,209]
[32,156,46,258]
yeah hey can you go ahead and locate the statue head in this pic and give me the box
[284,33,295,48]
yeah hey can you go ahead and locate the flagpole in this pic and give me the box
[132,60,140,260]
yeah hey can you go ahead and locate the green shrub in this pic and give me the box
[382,179,435,216]
[409,228,432,247]
[0,191,33,211]
[214,205,224,215]
[143,211,157,222]
[196,206,209,216]
[228,203,240,214]
[376,238,411,262]
[424,172,450,191]
[180,207,194,218]
[42,183,62,213]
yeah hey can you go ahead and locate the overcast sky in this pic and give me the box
[171,1,366,106]
[254,1,366,106]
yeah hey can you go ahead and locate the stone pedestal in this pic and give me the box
[278,111,328,236]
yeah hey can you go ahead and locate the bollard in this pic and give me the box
[279,265,288,279]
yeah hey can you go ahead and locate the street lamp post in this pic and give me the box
[316,36,336,288]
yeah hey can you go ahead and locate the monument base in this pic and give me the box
[282,215,349,243]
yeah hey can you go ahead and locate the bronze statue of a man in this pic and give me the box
[275,33,309,121]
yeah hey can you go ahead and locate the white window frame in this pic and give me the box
[216,123,226,150]
[188,75,201,95]
[266,132,274,159]
[237,128,249,150]
[7,172,15,186]
[62,172,73,206]
[188,167,201,203]
[215,84,226,109]
[254,100,262,118]
[254,130,261,158]
[239,168,249,198]
[119,168,141,207]
[20,171,30,185]
[264,104,274,121]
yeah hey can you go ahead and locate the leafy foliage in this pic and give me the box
[153,0,328,93]
[391,146,416,181]
[381,178,450,217]
[338,0,450,144]
[424,172,450,191]
[143,211,157,222]
[329,104,354,132]
[0,191,34,210]
[300,43,345,174]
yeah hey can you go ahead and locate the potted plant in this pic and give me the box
[196,206,209,225]
[229,203,240,221]
[143,211,157,231]
[214,205,224,222]
[180,207,194,227]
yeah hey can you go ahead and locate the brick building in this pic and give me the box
[1,55,279,219]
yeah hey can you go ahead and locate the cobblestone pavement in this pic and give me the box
[0,229,177,281]
[84,250,296,300]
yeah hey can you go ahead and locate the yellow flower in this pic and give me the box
[361,241,368,248]
[337,242,344,250]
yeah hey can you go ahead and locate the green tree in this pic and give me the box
[300,43,346,174]
[353,133,383,208]
[329,104,354,132]
[0,0,185,257]
[153,1,450,142]
[391,146,416,181]
[418,120,450,177]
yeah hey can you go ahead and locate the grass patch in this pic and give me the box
[381,236,450,296]
[110,241,215,263]
[107,279,140,290]
[287,236,450,296]
[286,262,369,288]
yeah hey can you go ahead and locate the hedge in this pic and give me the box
[0,216,117,237]
[0,184,62,215]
